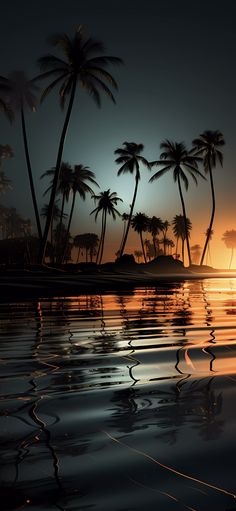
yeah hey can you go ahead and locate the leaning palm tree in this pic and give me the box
[115,142,151,257]
[222,230,236,269]
[35,27,123,263]
[118,212,129,255]
[0,71,42,239]
[91,189,122,264]
[149,140,204,266]
[61,165,98,263]
[131,212,150,263]
[191,130,225,266]
[172,214,192,264]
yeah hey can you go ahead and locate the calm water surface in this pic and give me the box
[1,278,236,510]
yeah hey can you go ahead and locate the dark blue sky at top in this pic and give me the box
[0,0,236,259]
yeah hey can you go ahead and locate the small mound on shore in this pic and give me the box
[143,255,191,273]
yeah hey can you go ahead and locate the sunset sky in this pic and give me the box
[0,0,236,268]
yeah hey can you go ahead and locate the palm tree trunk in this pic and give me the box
[21,107,42,240]
[38,78,77,264]
[229,248,234,269]
[96,212,105,264]
[152,235,157,257]
[176,236,179,259]
[61,190,76,263]
[200,162,215,266]
[119,171,139,257]
[99,211,107,264]
[140,232,147,263]
[182,238,185,265]
[56,192,66,262]
[177,175,191,266]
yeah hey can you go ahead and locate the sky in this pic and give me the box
[0,0,236,267]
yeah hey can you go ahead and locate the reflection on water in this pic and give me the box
[1,279,236,510]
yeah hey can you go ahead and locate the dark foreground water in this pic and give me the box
[1,278,236,511]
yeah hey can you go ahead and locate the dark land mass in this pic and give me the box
[0,255,234,302]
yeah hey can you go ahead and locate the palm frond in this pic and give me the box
[149,165,172,182]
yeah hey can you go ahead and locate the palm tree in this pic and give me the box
[192,130,225,266]
[61,165,98,263]
[191,244,202,265]
[91,189,122,264]
[172,214,192,264]
[222,230,236,269]
[148,216,164,257]
[131,212,150,263]
[40,202,65,245]
[35,27,122,263]
[134,249,143,263]
[115,142,151,257]
[161,220,170,256]
[149,140,204,266]
[75,232,99,262]
[41,161,73,259]
[0,71,42,239]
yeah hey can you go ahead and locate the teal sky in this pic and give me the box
[0,0,236,266]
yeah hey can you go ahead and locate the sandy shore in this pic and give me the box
[0,266,236,301]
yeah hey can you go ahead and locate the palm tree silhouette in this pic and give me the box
[222,230,236,269]
[134,249,143,263]
[118,212,129,256]
[61,165,98,263]
[192,130,225,266]
[131,212,150,263]
[150,140,204,266]
[41,202,65,245]
[115,142,151,257]
[74,232,99,262]
[161,219,170,255]
[0,71,42,239]
[91,189,122,264]
[190,244,202,265]
[35,26,122,263]
[148,216,164,257]
[172,214,192,265]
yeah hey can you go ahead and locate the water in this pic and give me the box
[1,278,236,511]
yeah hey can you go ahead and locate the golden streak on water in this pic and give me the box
[102,430,236,500]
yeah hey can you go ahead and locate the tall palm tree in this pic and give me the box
[148,216,164,257]
[0,71,42,239]
[192,130,225,266]
[172,214,192,264]
[91,189,122,264]
[115,142,151,257]
[61,165,98,263]
[149,140,204,266]
[222,230,236,269]
[131,212,150,263]
[35,27,122,263]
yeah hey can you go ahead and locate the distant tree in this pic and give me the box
[161,220,170,255]
[61,165,98,263]
[0,71,42,239]
[91,189,122,264]
[172,214,192,265]
[41,202,63,246]
[115,142,151,256]
[222,230,236,269]
[74,232,99,262]
[148,216,163,257]
[150,140,204,265]
[192,130,225,265]
[134,249,143,263]
[190,244,202,265]
[35,27,122,262]
[131,212,150,263]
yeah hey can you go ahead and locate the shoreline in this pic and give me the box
[1,267,236,301]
